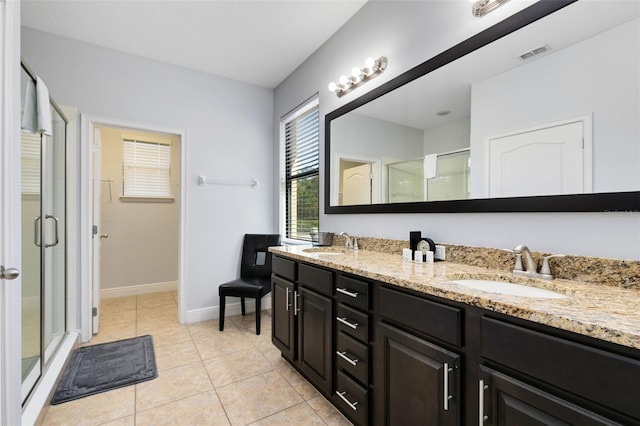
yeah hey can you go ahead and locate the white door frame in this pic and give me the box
[79,115,187,342]
[332,153,381,206]
[0,0,23,423]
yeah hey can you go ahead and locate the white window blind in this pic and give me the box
[21,133,41,194]
[122,139,171,198]
[283,98,319,241]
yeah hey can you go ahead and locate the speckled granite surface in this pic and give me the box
[270,245,640,350]
[331,237,640,289]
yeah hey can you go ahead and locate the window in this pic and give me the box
[282,96,319,242]
[122,138,171,198]
[21,133,41,195]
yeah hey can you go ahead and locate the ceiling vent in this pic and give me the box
[519,44,551,61]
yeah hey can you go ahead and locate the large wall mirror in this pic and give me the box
[325,0,640,213]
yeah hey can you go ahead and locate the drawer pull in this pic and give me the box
[336,390,359,411]
[336,350,359,366]
[336,316,358,330]
[337,287,359,298]
[443,363,453,411]
[479,379,489,425]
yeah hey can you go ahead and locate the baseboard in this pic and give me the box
[101,281,178,299]
[186,295,272,324]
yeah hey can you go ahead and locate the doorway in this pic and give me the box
[80,116,187,342]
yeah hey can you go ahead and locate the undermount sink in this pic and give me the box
[452,279,568,299]
[302,247,349,255]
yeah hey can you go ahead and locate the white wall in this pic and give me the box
[22,27,275,314]
[273,0,640,261]
[423,117,470,155]
[470,18,639,197]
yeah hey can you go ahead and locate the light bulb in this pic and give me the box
[339,75,349,85]
[328,82,338,92]
[351,67,362,78]
[364,57,376,70]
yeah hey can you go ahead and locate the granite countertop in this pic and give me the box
[270,245,640,350]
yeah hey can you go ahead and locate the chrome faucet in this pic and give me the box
[339,232,358,250]
[512,245,565,280]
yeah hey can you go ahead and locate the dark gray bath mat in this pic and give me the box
[51,335,157,404]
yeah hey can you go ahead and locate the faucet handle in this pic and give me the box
[501,248,523,271]
[540,254,566,276]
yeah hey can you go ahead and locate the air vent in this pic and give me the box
[519,44,551,61]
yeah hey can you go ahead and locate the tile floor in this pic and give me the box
[39,291,352,426]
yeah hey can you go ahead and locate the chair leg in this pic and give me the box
[241,297,246,316]
[255,297,261,335]
[219,295,225,331]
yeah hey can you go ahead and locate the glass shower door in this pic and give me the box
[20,65,67,404]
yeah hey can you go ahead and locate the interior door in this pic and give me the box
[91,128,102,333]
[342,163,371,205]
[488,122,585,197]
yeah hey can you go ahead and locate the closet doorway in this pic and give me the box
[81,116,186,340]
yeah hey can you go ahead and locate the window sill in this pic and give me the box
[119,196,175,203]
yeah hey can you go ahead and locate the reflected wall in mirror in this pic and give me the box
[327,0,640,212]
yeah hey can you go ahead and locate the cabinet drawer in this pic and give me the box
[336,303,369,343]
[336,275,369,311]
[336,331,369,385]
[336,370,368,426]
[272,256,296,281]
[378,286,461,347]
[482,317,640,420]
[299,263,332,296]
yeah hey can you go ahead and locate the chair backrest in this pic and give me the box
[240,233,281,279]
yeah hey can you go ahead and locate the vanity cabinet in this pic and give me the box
[375,285,461,426]
[271,257,333,395]
[334,274,371,425]
[480,316,640,426]
[271,254,640,426]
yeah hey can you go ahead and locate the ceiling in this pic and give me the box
[21,0,368,89]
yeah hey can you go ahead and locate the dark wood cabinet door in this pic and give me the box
[271,275,295,361]
[479,366,623,426]
[375,322,460,426]
[298,286,333,394]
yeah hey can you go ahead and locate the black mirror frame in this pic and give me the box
[325,0,640,214]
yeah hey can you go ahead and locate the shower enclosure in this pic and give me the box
[20,64,68,404]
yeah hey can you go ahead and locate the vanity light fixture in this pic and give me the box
[328,56,388,97]
[471,0,511,17]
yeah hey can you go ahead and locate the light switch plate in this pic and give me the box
[434,245,446,261]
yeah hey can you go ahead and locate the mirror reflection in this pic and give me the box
[330,1,639,206]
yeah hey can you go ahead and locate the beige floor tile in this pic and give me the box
[203,349,273,387]
[136,292,176,309]
[260,344,284,364]
[100,309,136,328]
[154,340,201,372]
[135,390,230,426]
[98,415,135,426]
[137,323,192,348]
[87,321,136,346]
[191,327,254,361]
[307,396,353,426]
[100,296,137,314]
[216,370,303,426]
[249,402,326,425]
[276,362,321,401]
[136,304,177,321]
[41,387,135,426]
[135,361,213,412]
[135,315,178,334]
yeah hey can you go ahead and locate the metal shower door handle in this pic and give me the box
[45,215,59,248]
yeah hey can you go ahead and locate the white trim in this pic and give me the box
[185,295,272,324]
[21,333,78,426]
[101,281,178,299]
[80,114,187,343]
[1,0,23,423]
[332,152,382,206]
